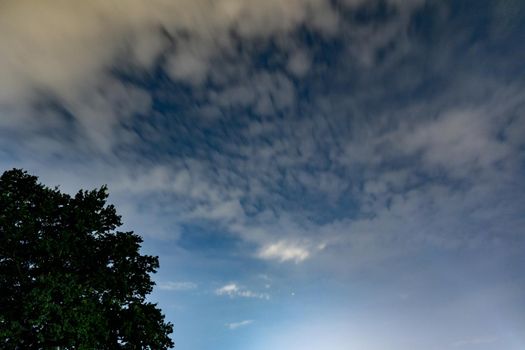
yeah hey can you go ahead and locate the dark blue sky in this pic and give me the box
[1,1,525,349]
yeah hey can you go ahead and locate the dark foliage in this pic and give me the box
[0,169,174,349]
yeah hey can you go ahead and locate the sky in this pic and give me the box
[1,0,525,349]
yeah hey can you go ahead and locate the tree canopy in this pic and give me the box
[0,169,174,349]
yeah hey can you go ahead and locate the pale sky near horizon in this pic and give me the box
[1,0,525,349]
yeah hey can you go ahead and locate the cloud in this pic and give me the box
[452,336,499,347]
[207,71,296,116]
[0,0,431,153]
[215,283,270,300]
[2,0,524,273]
[1,0,338,99]
[0,0,346,147]
[157,281,197,291]
[226,320,254,330]
[258,241,311,263]
[3,4,523,349]
[395,108,512,178]
[287,48,312,77]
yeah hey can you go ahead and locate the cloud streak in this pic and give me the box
[215,284,270,300]
[157,281,197,291]
[258,241,311,263]
[226,320,254,330]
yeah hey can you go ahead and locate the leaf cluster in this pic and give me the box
[0,169,174,349]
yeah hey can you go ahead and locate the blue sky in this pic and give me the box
[1,0,525,349]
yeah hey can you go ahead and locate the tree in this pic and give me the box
[0,169,174,349]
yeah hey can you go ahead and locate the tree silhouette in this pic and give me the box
[0,169,174,349]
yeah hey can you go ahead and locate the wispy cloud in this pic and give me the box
[215,284,269,300]
[258,241,311,263]
[226,320,254,330]
[157,281,197,291]
[452,336,499,347]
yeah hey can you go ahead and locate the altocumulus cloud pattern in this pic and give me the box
[1,0,525,349]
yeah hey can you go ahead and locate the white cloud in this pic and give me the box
[258,241,311,263]
[287,49,311,77]
[0,0,344,153]
[0,0,432,154]
[216,283,240,295]
[215,283,270,300]
[226,320,254,330]
[165,49,210,85]
[157,281,197,291]
[2,0,524,275]
[208,71,296,116]
[452,336,499,347]
[397,108,511,178]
